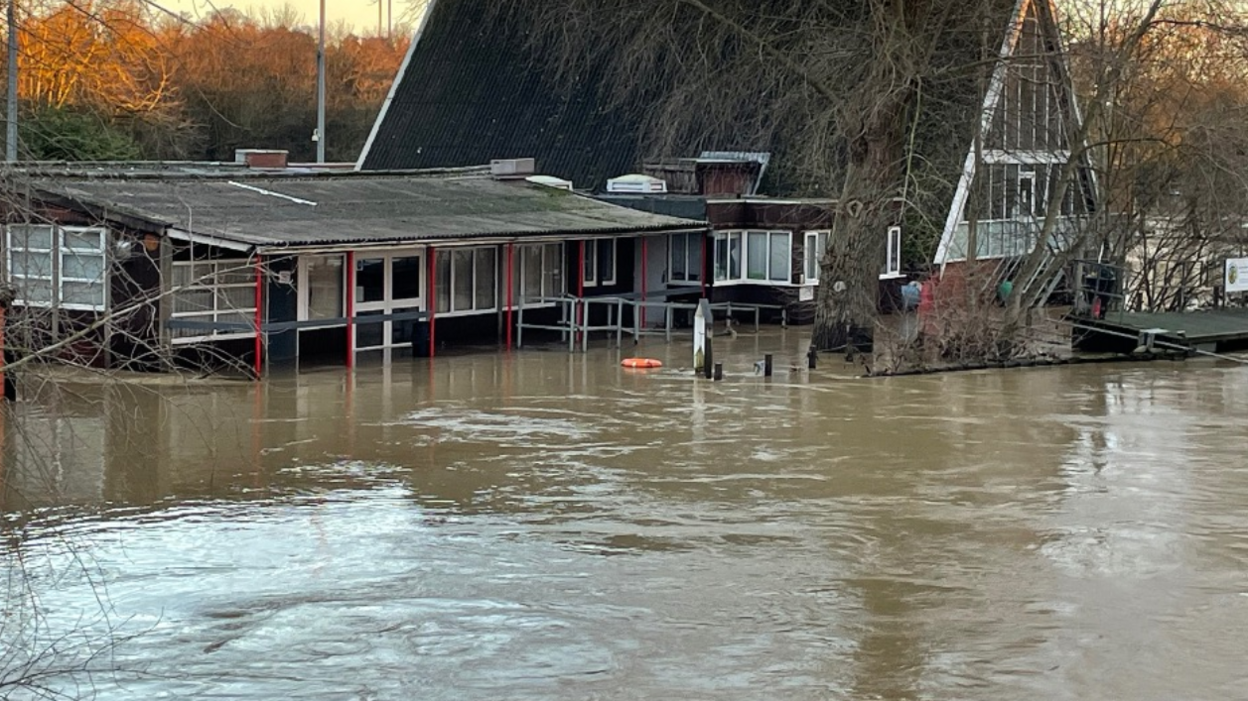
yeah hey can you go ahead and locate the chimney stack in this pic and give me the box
[236,149,289,170]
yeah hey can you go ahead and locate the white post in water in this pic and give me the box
[693,298,711,376]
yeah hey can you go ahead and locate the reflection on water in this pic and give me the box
[3,333,1248,700]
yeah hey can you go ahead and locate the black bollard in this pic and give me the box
[764,354,773,377]
[704,333,714,380]
[807,345,817,370]
[713,362,723,381]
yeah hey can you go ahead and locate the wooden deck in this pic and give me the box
[1073,308,1248,353]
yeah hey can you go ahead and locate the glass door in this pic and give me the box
[353,250,424,355]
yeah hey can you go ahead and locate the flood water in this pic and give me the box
[3,331,1248,700]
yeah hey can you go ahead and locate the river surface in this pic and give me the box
[2,332,1248,700]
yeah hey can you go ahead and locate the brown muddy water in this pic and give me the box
[3,331,1248,700]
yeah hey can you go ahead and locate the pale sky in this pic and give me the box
[164,0,420,34]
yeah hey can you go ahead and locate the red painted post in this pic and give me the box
[345,251,355,369]
[253,256,263,378]
[427,246,437,358]
[505,243,514,350]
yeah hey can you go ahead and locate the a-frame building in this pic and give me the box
[933,0,1099,282]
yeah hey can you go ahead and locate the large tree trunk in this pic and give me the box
[812,89,909,352]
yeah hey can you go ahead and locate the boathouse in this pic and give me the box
[0,154,706,373]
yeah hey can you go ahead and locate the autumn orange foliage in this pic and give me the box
[6,0,409,161]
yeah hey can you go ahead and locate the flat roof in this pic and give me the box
[20,168,705,248]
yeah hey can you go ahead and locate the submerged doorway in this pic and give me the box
[353,250,425,359]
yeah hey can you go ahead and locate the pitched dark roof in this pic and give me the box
[357,0,644,191]
[24,170,704,249]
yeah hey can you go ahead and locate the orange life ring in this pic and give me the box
[621,357,663,369]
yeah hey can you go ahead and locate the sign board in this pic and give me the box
[799,286,815,302]
[1227,258,1248,293]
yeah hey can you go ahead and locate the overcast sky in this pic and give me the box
[164,0,418,34]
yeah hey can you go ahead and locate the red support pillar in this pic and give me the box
[345,251,355,369]
[427,247,437,358]
[505,243,514,350]
[253,256,263,379]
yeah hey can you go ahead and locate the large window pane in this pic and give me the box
[728,234,741,279]
[475,248,496,310]
[10,250,53,279]
[670,234,687,281]
[63,252,105,281]
[687,234,703,282]
[452,249,473,312]
[543,243,563,297]
[220,286,255,311]
[62,281,104,307]
[769,233,790,282]
[435,251,452,313]
[715,235,729,281]
[598,239,615,284]
[357,258,385,303]
[522,246,543,299]
[12,225,53,250]
[356,310,384,349]
[17,279,53,304]
[174,288,213,314]
[63,229,103,251]
[305,255,343,320]
[391,255,422,301]
[582,241,596,284]
[747,232,767,280]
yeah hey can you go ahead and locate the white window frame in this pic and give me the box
[881,226,903,279]
[803,230,829,285]
[715,229,794,286]
[516,242,565,305]
[713,231,743,282]
[668,232,703,285]
[5,224,109,311]
[582,238,616,287]
[170,259,257,344]
[436,246,498,316]
[297,254,346,327]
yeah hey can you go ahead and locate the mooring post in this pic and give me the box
[764,353,773,377]
[807,345,817,370]
[713,363,723,381]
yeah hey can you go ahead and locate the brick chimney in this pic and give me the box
[235,149,289,169]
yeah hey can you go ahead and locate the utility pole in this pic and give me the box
[315,0,326,164]
[6,0,17,163]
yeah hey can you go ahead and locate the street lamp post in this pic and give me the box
[315,0,326,164]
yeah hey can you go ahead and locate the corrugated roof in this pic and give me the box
[357,0,645,191]
[26,171,704,248]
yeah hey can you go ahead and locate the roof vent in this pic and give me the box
[525,174,573,191]
[606,173,668,194]
[490,158,537,178]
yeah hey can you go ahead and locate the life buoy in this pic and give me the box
[621,358,663,369]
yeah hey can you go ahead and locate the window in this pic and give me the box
[581,239,617,287]
[435,247,497,314]
[804,231,829,284]
[747,232,768,280]
[769,232,791,282]
[714,232,742,282]
[882,226,902,278]
[517,243,564,302]
[6,225,108,311]
[669,232,703,283]
[303,255,343,321]
[171,259,257,341]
